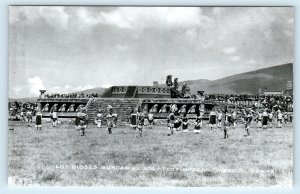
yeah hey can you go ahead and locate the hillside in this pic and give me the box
[9,97,39,103]
[9,63,293,102]
[9,87,107,102]
[182,63,293,95]
[74,87,106,95]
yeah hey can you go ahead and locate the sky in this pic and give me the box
[8,6,294,98]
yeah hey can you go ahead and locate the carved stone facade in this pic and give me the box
[137,86,170,94]
[111,86,128,94]
[108,86,171,98]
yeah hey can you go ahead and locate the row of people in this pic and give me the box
[29,106,292,138]
[43,93,101,99]
[165,108,292,139]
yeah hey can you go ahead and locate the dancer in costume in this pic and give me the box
[244,110,253,136]
[50,109,58,127]
[106,106,114,134]
[262,109,269,130]
[130,109,138,130]
[256,110,263,128]
[95,109,103,128]
[268,110,273,128]
[174,116,182,131]
[232,110,237,129]
[75,111,81,130]
[223,110,230,139]
[167,112,176,135]
[194,114,202,134]
[147,113,154,128]
[277,109,283,128]
[217,110,223,128]
[182,114,189,132]
[26,108,33,125]
[78,108,88,136]
[35,110,42,130]
[209,110,217,130]
[137,111,145,137]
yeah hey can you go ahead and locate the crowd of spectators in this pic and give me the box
[9,92,293,121]
[8,101,38,120]
[202,94,293,112]
[43,93,101,99]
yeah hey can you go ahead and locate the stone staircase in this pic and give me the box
[86,98,142,125]
[125,86,137,98]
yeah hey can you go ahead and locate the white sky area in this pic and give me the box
[9,6,294,98]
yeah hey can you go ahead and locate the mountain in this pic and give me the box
[9,87,107,102]
[183,63,293,95]
[9,63,293,102]
[9,97,39,103]
[74,87,106,95]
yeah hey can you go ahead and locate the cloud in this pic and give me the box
[9,6,40,23]
[14,7,208,32]
[115,44,128,50]
[212,7,225,15]
[12,86,23,98]
[287,17,294,24]
[75,7,210,30]
[10,6,69,30]
[229,56,240,61]
[28,76,45,96]
[39,7,69,30]
[76,7,103,30]
[222,47,237,54]
[100,9,131,28]
[283,30,293,37]
[48,84,95,94]
[101,84,111,88]
[247,59,256,64]
[185,28,198,41]
[9,7,294,98]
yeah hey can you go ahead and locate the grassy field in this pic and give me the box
[8,120,293,187]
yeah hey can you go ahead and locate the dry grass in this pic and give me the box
[8,120,293,186]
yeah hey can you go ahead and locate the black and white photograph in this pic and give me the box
[8,6,294,186]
